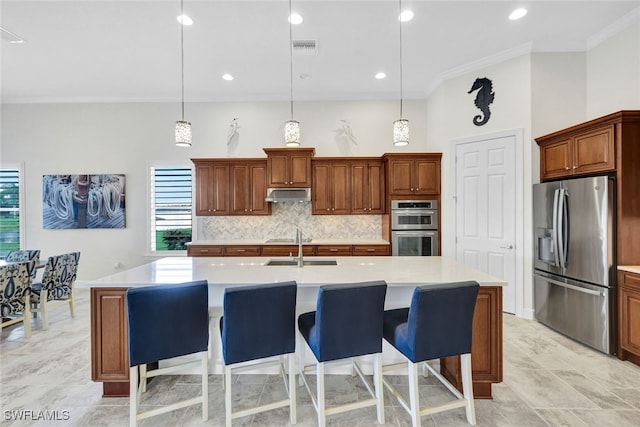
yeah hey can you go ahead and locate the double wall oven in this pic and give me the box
[391,200,438,256]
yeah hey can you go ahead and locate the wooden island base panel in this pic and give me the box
[87,257,504,399]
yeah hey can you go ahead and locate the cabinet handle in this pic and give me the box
[411,188,414,191]
[573,166,578,169]
[200,249,209,252]
[213,209,217,212]
[330,249,338,252]
[237,249,245,252]
[331,208,335,211]
[565,167,570,170]
[326,208,330,211]
[367,248,375,252]
[416,188,420,191]
[244,209,248,212]
[249,209,253,212]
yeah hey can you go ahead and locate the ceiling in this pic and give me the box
[1,1,638,103]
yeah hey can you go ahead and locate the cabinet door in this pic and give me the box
[267,153,289,187]
[619,271,640,358]
[312,164,332,213]
[91,288,129,382]
[315,245,352,256]
[352,245,390,256]
[573,125,615,175]
[367,162,385,213]
[331,163,350,214]
[187,245,223,257]
[351,163,368,214]
[195,164,214,215]
[231,165,249,214]
[249,163,270,214]
[540,139,573,180]
[414,159,440,195]
[387,159,414,195]
[289,153,312,187]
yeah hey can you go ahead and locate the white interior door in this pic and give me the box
[455,134,517,313]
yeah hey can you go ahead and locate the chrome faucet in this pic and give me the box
[295,228,304,267]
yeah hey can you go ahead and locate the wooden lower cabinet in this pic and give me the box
[618,270,640,366]
[261,245,314,257]
[187,245,223,257]
[90,288,130,397]
[315,245,352,256]
[223,246,260,256]
[352,245,390,256]
[440,286,503,399]
[89,285,502,398]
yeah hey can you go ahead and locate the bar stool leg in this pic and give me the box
[225,365,232,427]
[461,353,476,425]
[408,361,421,427]
[288,353,297,425]
[129,366,138,427]
[297,331,305,386]
[317,361,326,427]
[374,353,385,424]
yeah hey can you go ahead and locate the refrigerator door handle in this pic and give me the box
[542,275,605,297]
[558,188,567,269]
[552,188,560,267]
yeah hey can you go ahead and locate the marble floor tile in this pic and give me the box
[3,290,640,426]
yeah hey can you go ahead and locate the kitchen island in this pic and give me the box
[83,256,505,399]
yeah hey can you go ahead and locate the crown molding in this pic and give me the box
[587,6,640,50]
[424,42,533,97]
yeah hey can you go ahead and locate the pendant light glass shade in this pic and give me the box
[393,0,409,147]
[175,0,191,147]
[175,120,192,147]
[393,119,409,146]
[285,120,300,147]
[284,0,301,147]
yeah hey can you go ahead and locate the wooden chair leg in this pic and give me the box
[317,361,326,427]
[24,295,32,338]
[129,366,138,427]
[461,353,476,425]
[288,353,297,425]
[41,290,49,330]
[225,365,232,427]
[69,294,75,318]
[202,352,208,421]
[408,361,421,427]
[374,353,385,424]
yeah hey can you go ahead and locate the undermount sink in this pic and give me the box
[265,259,338,266]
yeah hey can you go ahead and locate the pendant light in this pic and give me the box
[175,0,192,147]
[393,0,409,147]
[284,0,300,147]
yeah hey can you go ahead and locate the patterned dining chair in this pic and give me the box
[5,250,41,279]
[0,261,36,338]
[30,252,80,330]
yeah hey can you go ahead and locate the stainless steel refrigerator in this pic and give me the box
[533,175,616,354]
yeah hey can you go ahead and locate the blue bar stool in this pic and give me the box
[298,281,387,426]
[220,281,297,427]
[126,280,209,427]
[382,281,480,427]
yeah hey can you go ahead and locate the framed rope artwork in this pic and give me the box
[42,174,125,229]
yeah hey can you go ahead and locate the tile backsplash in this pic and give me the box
[198,202,382,241]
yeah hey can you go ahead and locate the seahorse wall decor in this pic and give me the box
[468,77,495,126]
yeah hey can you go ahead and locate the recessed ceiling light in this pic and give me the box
[177,14,193,26]
[375,72,386,80]
[289,13,303,25]
[222,74,234,81]
[399,10,414,22]
[509,8,527,20]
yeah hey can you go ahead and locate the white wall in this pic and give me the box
[587,19,640,117]
[0,99,426,280]
[425,54,533,315]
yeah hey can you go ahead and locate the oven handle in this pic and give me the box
[392,231,437,236]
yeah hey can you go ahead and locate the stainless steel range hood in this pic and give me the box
[265,188,311,203]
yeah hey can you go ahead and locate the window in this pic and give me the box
[150,166,192,253]
[0,166,22,258]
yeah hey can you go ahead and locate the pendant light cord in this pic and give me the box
[399,0,403,119]
[289,0,294,120]
[180,0,185,121]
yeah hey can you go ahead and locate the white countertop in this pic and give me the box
[82,256,507,288]
[618,266,640,275]
[187,239,389,245]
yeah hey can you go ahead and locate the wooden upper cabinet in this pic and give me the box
[537,122,615,181]
[230,161,270,215]
[312,162,350,214]
[383,153,442,196]
[264,148,315,188]
[618,270,640,365]
[351,160,385,214]
[193,160,229,215]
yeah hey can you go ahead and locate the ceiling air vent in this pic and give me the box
[293,39,318,55]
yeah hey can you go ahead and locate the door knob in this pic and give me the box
[500,245,514,249]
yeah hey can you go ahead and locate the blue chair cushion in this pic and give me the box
[383,281,479,363]
[298,281,387,362]
[220,281,297,365]
[127,280,209,367]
